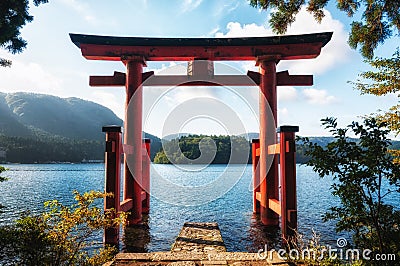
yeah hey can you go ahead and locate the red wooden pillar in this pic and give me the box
[252,139,260,214]
[102,125,122,247]
[142,138,151,214]
[258,58,279,225]
[124,58,145,224]
[278,126,299,239]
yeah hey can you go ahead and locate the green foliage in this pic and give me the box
[154,135,250,164]
[300,117,400,263]
[0,166,7,210]
[249,0,400,59]
[352,49,400,135]
[0,0,48,67]
[0,135,105,163]
[0,166,7,183]
[0,190,126,265]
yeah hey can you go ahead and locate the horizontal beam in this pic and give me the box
[268,144,280,155]
[120,199,133,212]
[90,71,312,87]
[80,43,324,61]
[90,71,154,87]
[141,191,146,202]
[90,71,125,86]
[269,199,281,216]
[71,32,332,61]
[247,70,313,86]
[256,192,266,207]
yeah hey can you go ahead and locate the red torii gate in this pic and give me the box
[70,32,332,244]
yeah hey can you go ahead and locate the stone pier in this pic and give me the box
[106,222,289,266]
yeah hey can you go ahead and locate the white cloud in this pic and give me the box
[278,86,298,101]
[213,2,240,17]
[215,6,354,75]
[60,0,99,24]
[302,88,337,105]
[279,107,289,116]
[278,7,354,74]
[181,0,203,13]
[0,57,62,93]
[90,91,124,119]
[215,22,273,37]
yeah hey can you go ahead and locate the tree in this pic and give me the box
[0,166,6,183]
[353,49,400,130]
[0,0,48,67]
[0,190,126,265]
[249,0,400,59]
[0,166,7,210]
[301,117,400,263]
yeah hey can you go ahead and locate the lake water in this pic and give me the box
[0,164,397,252]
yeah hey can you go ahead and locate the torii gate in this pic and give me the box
[70,32,332,245]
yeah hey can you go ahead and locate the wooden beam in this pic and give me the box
[90,71,312,87]
[120,199,133,212]
[141,191,146,202]
[269,199,281,216]
[268,143,280,155]
[247,70,313,86]
[90,71,125,86]
[77,42,326,61]
[90,71,154,87]
[277,71,313,86]
[256,192,265,207]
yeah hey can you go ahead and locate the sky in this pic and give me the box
[0,0,399,139]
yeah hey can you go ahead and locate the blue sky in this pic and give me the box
[0,0,398,138]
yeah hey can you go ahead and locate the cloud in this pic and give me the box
[89,91,124,119]
[278,6,354,74]
[278,86,298,101]
[302,88,337,105]
[0,57,62,93]
[181,0,203,13]
[60,0,99,24]
[215,22,273,37]
[279,107,289,116]
[213,2,241,17]
[215,6,354,75]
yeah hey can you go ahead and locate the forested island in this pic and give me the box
[154,135,251,164]
[153,134,314,164]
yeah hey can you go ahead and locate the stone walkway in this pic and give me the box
[106,222,290,266]
[171,222,226,253]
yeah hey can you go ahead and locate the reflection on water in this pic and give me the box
[123,215,151,253]
[1,164,397,252]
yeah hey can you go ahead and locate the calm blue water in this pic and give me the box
[0,164,398,252]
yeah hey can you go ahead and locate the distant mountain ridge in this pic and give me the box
[0,92,123,140]
[0,92,162,163]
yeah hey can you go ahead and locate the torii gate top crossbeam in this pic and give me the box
[70,32,332,61]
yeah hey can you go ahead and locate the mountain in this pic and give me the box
[0,92,122,140]
[0,92,162,163]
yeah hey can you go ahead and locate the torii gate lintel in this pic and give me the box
[89,68,313,87]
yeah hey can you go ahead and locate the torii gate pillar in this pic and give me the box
[258,58,279,225]
[124,58,145,224]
